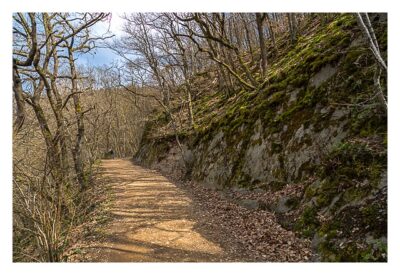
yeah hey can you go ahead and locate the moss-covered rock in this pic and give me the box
[135,13,387,262]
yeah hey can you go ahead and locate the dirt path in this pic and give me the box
[82,159,234,262]
[78,158,312,262]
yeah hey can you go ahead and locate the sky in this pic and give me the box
[78,13,125,67]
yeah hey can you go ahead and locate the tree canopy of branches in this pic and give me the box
[107,13,311,167]
[12,12,111,261]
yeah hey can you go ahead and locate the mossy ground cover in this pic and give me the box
[143,14,357,142]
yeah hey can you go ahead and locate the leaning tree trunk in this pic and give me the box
[356,13,387,110]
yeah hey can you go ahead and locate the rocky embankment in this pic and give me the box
[135,14,387,261]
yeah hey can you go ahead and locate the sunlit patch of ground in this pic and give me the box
[83,159,224,262]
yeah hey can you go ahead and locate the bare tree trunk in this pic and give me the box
[30,99,64,262]
[356,13,387,110]
[256,13,268,77]
[356,13,387,70]
[287,13,298,44]
[187,89,194,128]
[240,14,254,62]
[291,14,298,43]
[374,67,387,109]
[12,64,26,134]
[68,48,86,189]
[266,14,277,53]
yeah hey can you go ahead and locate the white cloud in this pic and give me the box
[109,13,125,37]
[92,12,125,38]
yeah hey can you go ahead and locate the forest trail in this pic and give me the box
[83,159,231,262]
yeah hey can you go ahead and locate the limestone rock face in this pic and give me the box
[190,96,350,190]
[309,64,338,88]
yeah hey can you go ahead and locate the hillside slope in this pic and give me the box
[135,14,387,261]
